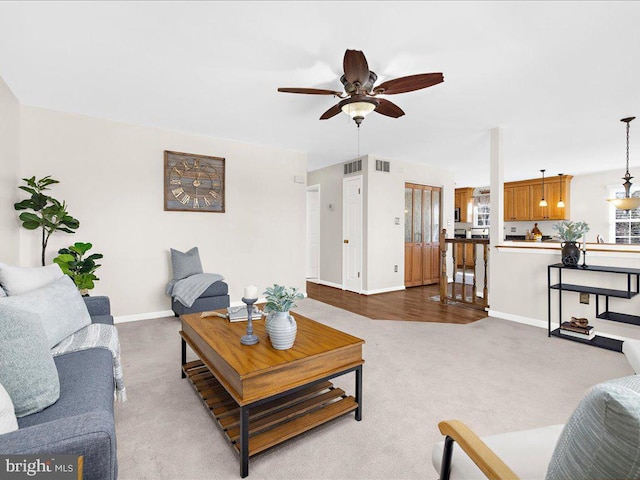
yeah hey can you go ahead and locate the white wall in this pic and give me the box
[571,168,625,243]
[18,106,307,317]
[308,155,455,293]
[0,76,20,264]
[366,156,455,293]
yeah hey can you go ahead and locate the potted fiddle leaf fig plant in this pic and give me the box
[553,220,590,267]
[14,176,80,266]
[53,242,103,295]
[263,284,304,350]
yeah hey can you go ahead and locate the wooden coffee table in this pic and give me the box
[180,309,364,477]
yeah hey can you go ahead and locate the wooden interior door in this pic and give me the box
[404,183,441,287]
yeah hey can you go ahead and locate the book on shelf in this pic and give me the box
[559,322,595,340]
[560,321,593,335]
[226,305,263,322]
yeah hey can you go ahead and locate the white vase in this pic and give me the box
[266,311,297,350]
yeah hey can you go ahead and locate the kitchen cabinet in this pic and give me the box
[454,187,473,223]
[504,185,531,221]
[504,175,571,221]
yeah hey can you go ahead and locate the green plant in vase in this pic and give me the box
[263,284,304,350]
[54,242,103,295]
[14,176,80,265]
[552,220,590,242]
[553,220,590,267]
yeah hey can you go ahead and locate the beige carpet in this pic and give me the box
[114,298,633,480]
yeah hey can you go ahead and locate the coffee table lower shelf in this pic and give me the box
[182,360,358,457]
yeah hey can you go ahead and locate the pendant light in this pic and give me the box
[557,173,565,208]
[608,117,640,210]
[539,169,548,207]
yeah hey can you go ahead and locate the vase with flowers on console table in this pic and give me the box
[553,220,590,267]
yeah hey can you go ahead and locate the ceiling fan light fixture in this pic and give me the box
[608,117,640,211]
[339,98,378,127]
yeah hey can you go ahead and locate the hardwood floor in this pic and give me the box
[306,281,488,324]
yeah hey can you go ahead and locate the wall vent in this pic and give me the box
[343,159,362,175]
[375,160,390,172]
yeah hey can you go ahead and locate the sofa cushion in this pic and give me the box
[18,348,114,428]
[546,375,640,480]
[170,247,203,280]
[0,263,63,296]
[0,304,60,417]
[199,280,229,297]
[0,275,91,348]
[0,382,18,434]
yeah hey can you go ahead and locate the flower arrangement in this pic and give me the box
[552,220,590,242]
[263,284,304,313]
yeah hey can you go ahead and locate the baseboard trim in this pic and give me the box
[488,310,547,329]
[361,285,406,295]
[114,310,174,324]
[488,310,634,343]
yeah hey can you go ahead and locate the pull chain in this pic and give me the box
[357,126,360,159]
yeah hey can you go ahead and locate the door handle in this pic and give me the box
[344,239,349,244]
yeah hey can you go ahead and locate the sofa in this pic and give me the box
[0,295,118,480]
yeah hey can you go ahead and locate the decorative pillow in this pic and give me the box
[0,275,91,348]
[546,375,640,480]
[170,247,203,281]
[0,382,18,434]
[0,263,63,296]
[0,304,60,417]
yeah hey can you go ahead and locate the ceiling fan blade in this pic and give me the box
[278,87,342,95]
[319,103,342,120]
[375,98,405,118]
[374,73,444,95]
[343,49,370,86]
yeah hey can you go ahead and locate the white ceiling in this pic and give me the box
[1,1,640,186]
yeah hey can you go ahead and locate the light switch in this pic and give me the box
[394,217,400,225]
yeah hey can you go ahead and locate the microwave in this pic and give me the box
[454,207,461,222]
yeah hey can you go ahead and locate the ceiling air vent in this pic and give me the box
[375,160,390,172]
[344,159,362,175]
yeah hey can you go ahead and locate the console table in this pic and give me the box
[547,263,640,352]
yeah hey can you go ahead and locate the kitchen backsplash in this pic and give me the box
[504,220,559,238]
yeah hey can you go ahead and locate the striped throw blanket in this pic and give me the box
[51,323,127,402]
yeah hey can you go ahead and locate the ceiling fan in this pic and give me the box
[278,49,444,127]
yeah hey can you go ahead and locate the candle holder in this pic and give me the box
[240,297,259,346]
[580,246,588,268]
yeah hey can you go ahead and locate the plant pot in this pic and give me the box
[266,311,297,350]
[561,241,581,267]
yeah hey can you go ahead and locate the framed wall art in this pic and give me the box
[164,150,225,213]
